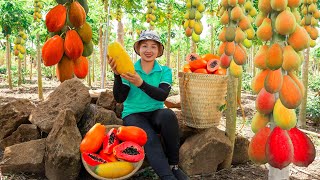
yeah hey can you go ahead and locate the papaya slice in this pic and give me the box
[186,53,200,63]
[113,141,145,162]
[103,128,120,154]
[82,152,106,166]
[206,59,220,73]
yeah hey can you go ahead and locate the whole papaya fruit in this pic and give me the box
[42,35,64,66]
[64,30,83,60]
[69,1,86,28]
[45,4,67,32]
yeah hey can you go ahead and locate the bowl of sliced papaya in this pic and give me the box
[81,124,147,180]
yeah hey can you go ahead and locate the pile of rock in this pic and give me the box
[0,78,249,179]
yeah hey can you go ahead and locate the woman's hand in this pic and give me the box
[107,56,119,75]
[121,72,143,87]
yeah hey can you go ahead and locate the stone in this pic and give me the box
[0,97,35,140]
[179,127,232,175]
[115,103,124,118]
[165,95,181,108]
[29,78,91,133]
[89,89,105,104]
[0,124,40,150]
[232,135,250,165]
[1,139,46,174]
[96,89,116,110]
[45,109,82,180]
[77,104,123,137]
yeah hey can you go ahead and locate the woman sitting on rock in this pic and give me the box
[108,30,189,180]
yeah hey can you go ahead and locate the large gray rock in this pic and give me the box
[0,124,40,150]
[29,78,91,133]
[179,127,232,175]
[0,97,35,140]
[77,104,123,137]
[45,109,82,180]
[165,95,181,108]
[232,135,250,165]
[0,139,46,174]
[96,89,116,110]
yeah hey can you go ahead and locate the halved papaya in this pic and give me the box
[82,152,106,166]
[186,53,201,63]
[113,141,145,162]
[206,59,220,73]
[103,128,120,154]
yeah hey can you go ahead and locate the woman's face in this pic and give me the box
[139,40,159,62]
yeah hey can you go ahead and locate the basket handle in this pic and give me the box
[183,74,197,127]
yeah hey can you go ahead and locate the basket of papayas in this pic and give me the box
[182,53,227,75]
[80,123,146,180]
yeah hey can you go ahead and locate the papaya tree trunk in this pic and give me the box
[99,25,103,80]
[18,55,22,86]
[92,49,95,83]
[191,40,196,53]
[252,45,256,77]
[117,20,124,46]
[87,56,91,87]
[298,47,310,128]
[237,74,242,104]
[210,19,214,54]
[220,70,238,168]
[30,57,33,81]
[6,35,12,89]
[166,20,171,67]
[36,33,43,101]
[24,55,27,73]
[177,45,181,75]
[101,0,111,89]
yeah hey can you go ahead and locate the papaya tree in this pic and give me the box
[298,1,320,127]
[0,1,31,89]
[248,0,316,179]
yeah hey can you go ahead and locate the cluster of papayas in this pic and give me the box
[301,0,320,47]
[166,4,173,20]
[146,0,157,27]
[217,0,256,78]
[13,31,27,60]
[249,0,316,170]
[182,53,226,75]
[42,0,93,83]
[183,0,205,43]
[115,7,122,21]
[33,0,43,22]
[80,124,147,178]
[248,126,316,170]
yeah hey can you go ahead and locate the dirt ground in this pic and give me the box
[0,79,319,180]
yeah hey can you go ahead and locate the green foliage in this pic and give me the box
[0,1,32,36]
[242,72,253,92]
[308,73,320,92]
[306,94,320,124]
[0,65,6,74]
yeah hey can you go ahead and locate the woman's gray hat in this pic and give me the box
[134,30,164,57]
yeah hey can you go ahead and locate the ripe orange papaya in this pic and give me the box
[80,123,106,153]
[45,4,67,32]
[116,126,147,146]
[42,35,64,66]
[64,30,83,60]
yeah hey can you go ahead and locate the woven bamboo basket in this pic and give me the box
[178,72,228,128]
[82,125,144,180]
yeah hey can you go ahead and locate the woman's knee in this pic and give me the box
[154,109,178,125]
